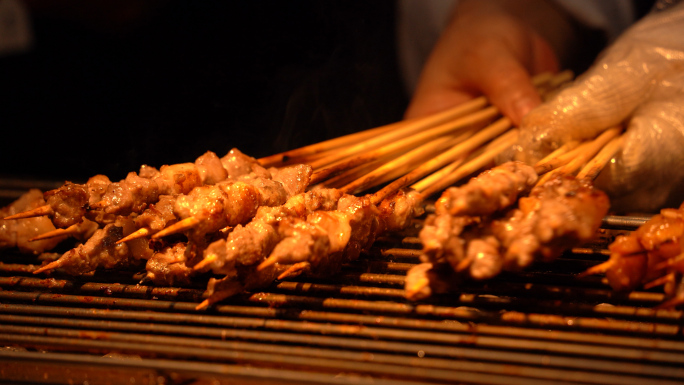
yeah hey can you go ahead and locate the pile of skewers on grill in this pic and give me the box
[1,70,682,309]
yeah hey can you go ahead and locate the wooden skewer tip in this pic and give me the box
[193,254,218,272]
[256,255,278,272]
[33,259,63,274]
[118,228,151,243]
[151,217,201,239]
[4,205,53,220]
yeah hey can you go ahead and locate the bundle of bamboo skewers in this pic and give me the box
[260,70,625,201]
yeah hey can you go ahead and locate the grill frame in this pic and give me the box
[1,184,683,385]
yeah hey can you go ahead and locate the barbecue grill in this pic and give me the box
[0,179,682,385]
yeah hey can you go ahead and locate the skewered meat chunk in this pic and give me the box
[465,235,503,280]
[134,195,177,232]
[436,161,537,217]
[44,182,90,228]
[266,216,332,267]
[28,175,113,230]
[419,214,473,269]
[195,150,229,185]
[205,262,289,305]
[269,164,312,198]
[405,263,455,301]
[221,148,270,180]
[146,243,193,286]
[33,216,154,275]
[104,149,239,212]
[174,182,260,234]
[99,171,167,216]
[261,194,379,274]
[203,219,281,275]
[377,189,425,232]
[0,190,68,254]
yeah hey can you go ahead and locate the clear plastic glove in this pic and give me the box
[515,3,684,212]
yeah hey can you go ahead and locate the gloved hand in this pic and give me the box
[515,3,684,212]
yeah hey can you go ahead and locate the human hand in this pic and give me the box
[515,3,684,212]
[404,0,578,126]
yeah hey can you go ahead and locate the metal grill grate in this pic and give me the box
[1,213,683,385]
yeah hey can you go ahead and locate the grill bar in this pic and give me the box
[0,350,432,385]
[0,333,679,385]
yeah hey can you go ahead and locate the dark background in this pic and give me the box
[1,1,407,183]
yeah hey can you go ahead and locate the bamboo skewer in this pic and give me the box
[408,127,520,196]
[151,217,201,239]
[33,259,64,275]
[258,70,568,169]
[536,140,581,165]
[371,117,512,205]
[118,228,152,243]
[555,127,623,176]
[317,156,395,189]
[533,142,592,176]
[415,129,520,198]
[3,205,53,220]
[257,119,404,167]
[534,127,623,186]
[260,96,489,169]
[308,105,489,185]
[576,134,625,181]
[341,130,476,195]
[28,224,79,242]
[308,105,499,171]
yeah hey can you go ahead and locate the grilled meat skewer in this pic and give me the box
[5,149,267,229]
[32,164,312,277]
[408,168,609,301]
[582,202,684,308]
[196,188,424,309]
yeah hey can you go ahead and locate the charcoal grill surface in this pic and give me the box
[0,189,682,385]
